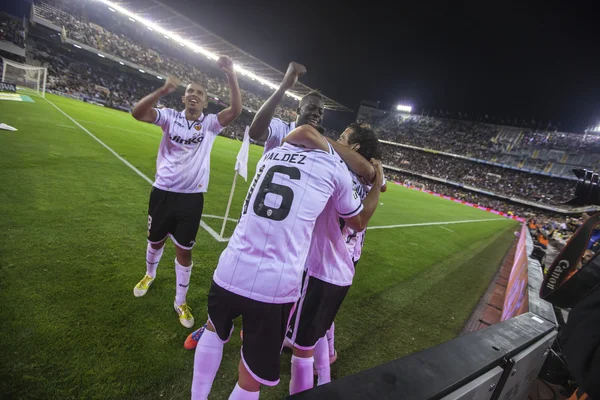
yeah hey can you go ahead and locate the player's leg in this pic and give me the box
[326,321,337,362]
[134,187,171,297]
[171,192,204,327]
[288,276,350,394]
[191,280,238,399]
[313,335,331,385]
[235,296,295,399]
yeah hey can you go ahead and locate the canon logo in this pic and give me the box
[546,259,570,290]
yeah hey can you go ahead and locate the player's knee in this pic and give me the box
[293,347,314,358]
[206,320,216,332]
[150,240,166,250]
[175,247,192,266]
[237,360,260,392]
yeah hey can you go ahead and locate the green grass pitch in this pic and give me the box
[0,93,519,399]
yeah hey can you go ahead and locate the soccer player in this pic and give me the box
[247,62,384,394]
[287,123,385,393]
[130,56,242,328]
[190,124,374,399]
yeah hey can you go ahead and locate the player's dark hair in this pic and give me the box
[347,122,381,160]
[300,90,323,104]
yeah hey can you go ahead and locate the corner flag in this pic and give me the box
[235,126,250,181]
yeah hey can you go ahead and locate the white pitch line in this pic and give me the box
[203,214,238,223]
[57,124,76,129]
[440,226,455,233]
[44,97,228,242]
[367,218,506,231]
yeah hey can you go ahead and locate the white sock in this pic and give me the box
[175,258,192,305]
[314,336,331,385]
[326,322,335,357]
[146,243,164,278]
[289,355,314,395]
[191,330,224,400]
[229,383,259,400]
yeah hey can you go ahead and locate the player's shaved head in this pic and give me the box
[296,91,324,130]
[182,82,207,117]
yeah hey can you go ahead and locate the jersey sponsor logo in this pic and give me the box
[264,151,306,165]
[170,134,205,145]
[243,165,265,215]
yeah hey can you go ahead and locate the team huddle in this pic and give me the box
[131,58,385,399]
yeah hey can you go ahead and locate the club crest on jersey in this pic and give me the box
[194,124,202,131]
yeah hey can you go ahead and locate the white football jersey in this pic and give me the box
[213,142,363,304]
[151,108,223,193]
[263,118,295,154]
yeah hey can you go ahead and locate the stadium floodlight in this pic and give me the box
[119,61,124,65]
[94,0,302,101]
[157,76,162,79]
[139,69,145,73]
[108,7,115,12]
[98,53,105,58]
[73,44,81,49]
[128,17,136,22]
[214,97,219,101]
[396,104,412,113]
[164,35,170,39]
[147,27,153,31]
[179,42,185,46]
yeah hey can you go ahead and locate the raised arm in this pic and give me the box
[216,56,242,127]
[343,159,384,232]
[283,125,329,152]
[248,62,306,141]
[327,138,375,183]
[131,76,179,123]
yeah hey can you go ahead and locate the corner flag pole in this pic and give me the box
[219,126,250,240]
[219,170,238,239]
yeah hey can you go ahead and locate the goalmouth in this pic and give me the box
[1,57,47,98]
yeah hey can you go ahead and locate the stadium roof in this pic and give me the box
[96,0,352,112]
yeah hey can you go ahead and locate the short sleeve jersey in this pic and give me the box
[152,108,224,193]
[212,143,363,304]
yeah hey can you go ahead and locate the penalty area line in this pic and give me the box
[44,97,229,242]
[367,218,507,231]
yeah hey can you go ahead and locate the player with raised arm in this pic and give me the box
[190,124,368,400]
[130,56,242,328]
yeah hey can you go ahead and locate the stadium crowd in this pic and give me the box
[34,0,298,121]
[380,144,574,205]
[0,13,26,48]
[360,111,600,159]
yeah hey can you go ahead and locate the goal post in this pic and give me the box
[1,57,47,97]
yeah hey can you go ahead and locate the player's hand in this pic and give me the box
[161,76,180,95]
[281,62,306,90]
[217,56,235,76]
[370,159,384,185]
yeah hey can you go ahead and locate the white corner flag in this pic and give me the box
[220,126,250,239]
[235,126,250,181]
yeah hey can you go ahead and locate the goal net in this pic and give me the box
[1,58,47,97]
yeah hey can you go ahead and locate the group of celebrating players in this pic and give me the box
[130,56,386,399]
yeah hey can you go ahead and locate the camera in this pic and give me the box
[565,169,600,207]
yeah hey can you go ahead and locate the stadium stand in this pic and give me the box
[358,106,600,177]
[0,13,25,48]
[380,143,575,205]
[32,0,301,121]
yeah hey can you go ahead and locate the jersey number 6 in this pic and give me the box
[253,165,301,221]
